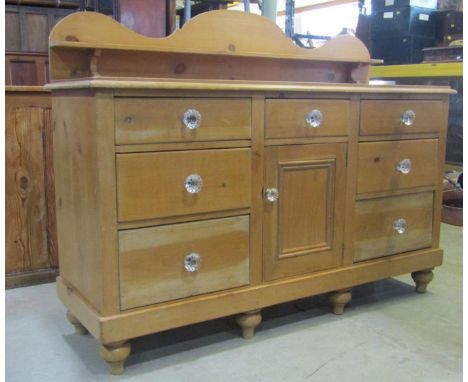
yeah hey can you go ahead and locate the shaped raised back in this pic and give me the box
[49,10,378,84]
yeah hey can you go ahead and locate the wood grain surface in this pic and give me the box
[53,90,120,315]
[48,12,452,369]
[265,99,350,139]
[263,143,346,281]
[116,148,251,222]
[43,108,58,267]
[353,192,434,262]
[6,107,49,273]
[119,215,250,309]
[115,97,251,144]
[357,139,439,194]
[48,10,381,83]
[5,90,58,285]
[46,79,456,94]
[57,248,443,344]
[49,11,374,63]
[360,100,445,136]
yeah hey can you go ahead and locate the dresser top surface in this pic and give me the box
[46,77,455,94]
[6,86,49,93]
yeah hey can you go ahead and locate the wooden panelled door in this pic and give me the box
[263,143,346,281]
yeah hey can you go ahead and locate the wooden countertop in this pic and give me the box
[46,77,456,94]
[6,86,50,93]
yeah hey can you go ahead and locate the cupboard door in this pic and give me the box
[263,143,346,281]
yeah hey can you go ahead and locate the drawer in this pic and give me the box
[357,139,438,195]
[119,215,250,309]
[115,98,251,144]
[117,148,251,222]
[353,192,433,262]
[360,100,444,136]
[265,99,350,139]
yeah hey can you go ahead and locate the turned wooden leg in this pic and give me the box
[235,309,262,339]
[66,310,88,335]
[411,269,434,294]
[99,341,131,375]
[328,289,352,315]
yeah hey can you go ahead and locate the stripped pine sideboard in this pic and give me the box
[47,10,454,374]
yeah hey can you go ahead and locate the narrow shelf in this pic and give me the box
[6,85,49,92]
[370,62,463,78]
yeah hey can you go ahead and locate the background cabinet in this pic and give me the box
[5,88,58,288]
[6,5,75,52]
[6,52,49,86]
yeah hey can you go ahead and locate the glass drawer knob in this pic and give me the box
[185,174,203,194]
[184,253,201,272]
[393,218,407,234]
[401,110,416,126]
[183,109,201,130]
[396,158,412,174]
[264,188,279,202]
[305,109,323,128]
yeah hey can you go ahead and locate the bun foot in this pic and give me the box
[99,341,131,375]
[235,309,262,339]
[411,269,434,294]
[66,310,88,335]
[328,289,352,315]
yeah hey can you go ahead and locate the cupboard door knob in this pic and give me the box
[183,109,202,130]
[401,110,416,126]
[264,188,279,202]
[393,218,407,234]
[396,158,412,174]
[185,174,203,194]
[305,109,323,128]
[184,253,201,272]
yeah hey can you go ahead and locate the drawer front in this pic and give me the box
[360,100,444,136]
[265,99,350,139]
[117,148,251,222]
[357,139,438,195]
[115,98,251,144]
[119,215,250,309]
[353,192,433,262]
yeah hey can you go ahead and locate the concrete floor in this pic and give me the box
[6,224,462,382]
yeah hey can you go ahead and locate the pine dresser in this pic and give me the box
[47,10,455,374]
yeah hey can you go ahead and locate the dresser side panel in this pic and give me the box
[52,90,118,315]
[432,95,451,248]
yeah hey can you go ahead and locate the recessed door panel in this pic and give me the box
[263,143,346,281]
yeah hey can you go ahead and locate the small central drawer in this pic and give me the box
[116,148,251,222]
[360,100,444,136]
[353,192,433,262]
[119,215,250,309]
[115,97,251,145]
[357,139,438,195]
[265,99,350,139]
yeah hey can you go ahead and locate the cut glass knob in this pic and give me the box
[396,158,412,174]
[185,174,203,194]
[184,253,201,272]
[183,109,202,130]
[401,110,416,126]
[305,109,323,128]
[264,188,279,202]
[393,218,407,234]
